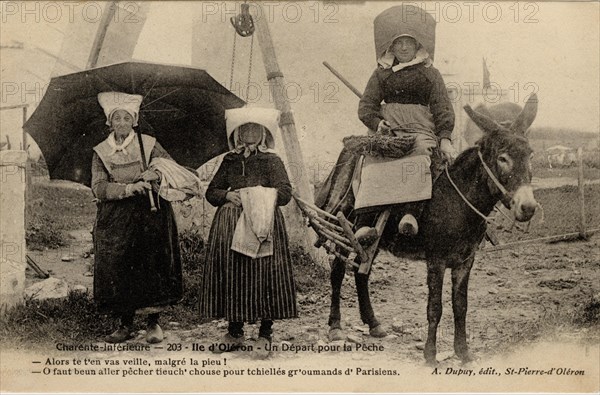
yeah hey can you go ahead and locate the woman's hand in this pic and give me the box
[440,138,457,161]
[226,191,242,206]
[140,170,160,182]
[128,181,151,195]
[377,120,392,134]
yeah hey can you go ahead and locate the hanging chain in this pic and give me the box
[245,34,254,102]
[229,30,237,91]
[229,1,254,99]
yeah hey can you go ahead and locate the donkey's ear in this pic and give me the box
[464,104,504,134]
[510,93,538,135]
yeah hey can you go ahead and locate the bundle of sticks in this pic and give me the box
[342,134,416,158]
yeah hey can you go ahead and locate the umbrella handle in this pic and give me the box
[136,130,158,212]
[147,185,158,212]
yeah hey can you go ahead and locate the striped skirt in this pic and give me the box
[199,204,297,322]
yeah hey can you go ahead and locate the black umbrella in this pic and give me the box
[25,61,245,187]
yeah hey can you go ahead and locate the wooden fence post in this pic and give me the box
[254,5,325,266]
[0,150,27,314]
[577,147,588,239]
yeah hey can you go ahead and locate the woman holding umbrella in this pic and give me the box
[199,108,297,359]
[92,92,186,344]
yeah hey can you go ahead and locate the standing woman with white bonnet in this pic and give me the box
[357,5,456,240]
[92,92,186,344]
[199,107,297,358]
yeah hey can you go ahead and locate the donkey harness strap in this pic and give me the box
[444,165,494,224]
[477,150,510,198]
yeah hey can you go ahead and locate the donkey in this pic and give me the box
[327,94,539,364]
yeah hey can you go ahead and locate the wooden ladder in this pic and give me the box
[293,193,390,274]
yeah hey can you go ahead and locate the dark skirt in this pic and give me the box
[199,204,297,322]
[93,193,183,314]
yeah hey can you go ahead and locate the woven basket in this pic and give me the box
[342,134,415,158]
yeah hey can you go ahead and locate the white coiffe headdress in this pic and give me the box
[98,92,143,127]
[225,107,279,151]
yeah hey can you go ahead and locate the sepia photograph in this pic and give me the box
[0,1,598,393]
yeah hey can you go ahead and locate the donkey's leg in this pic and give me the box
[328,257,346,341]
[354,268,387,337]
[424,260,445,365]
[451,259,474,362]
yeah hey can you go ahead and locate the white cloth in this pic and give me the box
[378,45,432,71]
[105,130,136,156]
[353,154,432,209]
[149,157,203,201]
[231,186,278,259]
[98,92,143,126]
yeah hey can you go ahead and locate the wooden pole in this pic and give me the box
[22,106,28,152]
[86,1,117,69]
[22,105,30,231]
[323,62,363,98]
[577,147,588,239]
[482,228,599,252]
[254,7,312,202]
[253,5,320,259]
[136,130,157,212]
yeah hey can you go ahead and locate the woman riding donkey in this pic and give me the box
[355,5,457,244]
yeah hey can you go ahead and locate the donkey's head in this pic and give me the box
[464,94,538,222]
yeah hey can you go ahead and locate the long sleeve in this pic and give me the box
[92,142,173,201]
[205,159,230,207]
[91,152,129,200]
[358,69,385,131]
[268,156,292,206]
[149,141,173,161]
[427,68,455,140]
[148,141,177,193]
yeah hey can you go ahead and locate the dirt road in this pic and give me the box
[25,230,599,364]
[14,179,599,393]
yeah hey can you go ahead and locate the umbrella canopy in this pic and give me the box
[25,61,245,187]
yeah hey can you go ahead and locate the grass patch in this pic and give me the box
[165,229,205,326]
[0,291,117,347]
[26,212,67,250]
[2,230,329,347]
[26,182,96,250]
[290,248,329,294]
[574,294,600,326]
[494,184,600,244]
[532,165,600,180]
[483,295,600,355]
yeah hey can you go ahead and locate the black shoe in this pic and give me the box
[105,327,133,343]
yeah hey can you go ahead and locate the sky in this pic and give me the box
[1,1,599,166]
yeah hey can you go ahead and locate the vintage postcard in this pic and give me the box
[0,1,598,393]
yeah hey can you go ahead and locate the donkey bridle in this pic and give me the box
[477,150,511,199]
[445,150,513,223]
